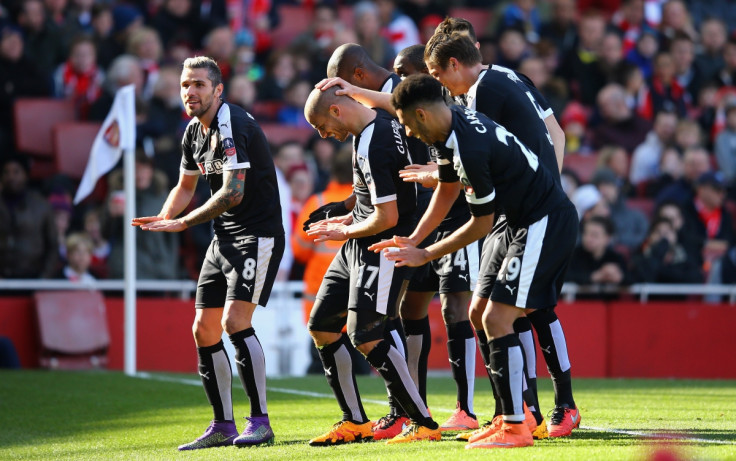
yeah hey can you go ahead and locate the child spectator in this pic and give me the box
[59,232,97,282]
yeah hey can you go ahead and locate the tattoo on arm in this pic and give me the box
[182,168,246,228]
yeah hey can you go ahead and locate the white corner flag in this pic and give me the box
[74,84,136,205]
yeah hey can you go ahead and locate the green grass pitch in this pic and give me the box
[1,370,735,460]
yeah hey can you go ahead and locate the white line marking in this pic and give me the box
[134,373,736,445]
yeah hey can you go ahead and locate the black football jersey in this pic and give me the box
[352,108,417,240]
[383,74,468,229]
[434,106,567,228]
[180,101,283,239]
[462,65,560,184]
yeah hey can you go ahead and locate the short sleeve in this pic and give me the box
[445,132,495,217]
[356,124,398,205]
[222,114,251,171]
[180,129,201,176]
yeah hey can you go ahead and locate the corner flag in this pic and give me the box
[73,84,136,205]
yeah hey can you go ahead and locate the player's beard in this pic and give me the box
[186,90,216,118]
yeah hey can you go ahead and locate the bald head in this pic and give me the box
[326,43,388,87]
[305,86,342,123]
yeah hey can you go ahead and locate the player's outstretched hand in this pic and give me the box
[302,201,349,231]
[138,218,187,232]
[380,237,430,267]
[367,236,415,252]
[306,221,349,243]
[131,216,164,227]
[315,77,354,97]
[399,162,439,188]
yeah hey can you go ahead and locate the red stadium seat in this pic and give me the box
[271,5,313,50]
[564,153,600,184]
[260,123,315,147]
[34,290,110,370]
[447,7,494,37]
[14,98,76,157]
[53,121,102,180]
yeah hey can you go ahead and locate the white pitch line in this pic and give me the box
[134,372,736,445]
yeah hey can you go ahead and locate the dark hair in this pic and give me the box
[396,44,427,72]
[182,56,222,88]
[647,216,674,237]
[391,74,445,112]
[425,32,482,69]
[435,17,477,43]
[584,215,614,236]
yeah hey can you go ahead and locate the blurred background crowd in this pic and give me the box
[0,0,734,297]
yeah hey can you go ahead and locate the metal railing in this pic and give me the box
[0,280,734,304]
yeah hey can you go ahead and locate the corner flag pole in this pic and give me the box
[123,145,137,376]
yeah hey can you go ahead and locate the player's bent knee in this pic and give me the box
[354,339,380,356]
[192,320,223,346]
[311,330,341,347]
[468,297,487,328]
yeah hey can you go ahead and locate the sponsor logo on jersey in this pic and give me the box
[222,137,236,156]
[390,119,406,154]
[197,159,224,175]
[462,108,487,133]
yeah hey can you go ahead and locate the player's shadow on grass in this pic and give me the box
[572,428,736,443]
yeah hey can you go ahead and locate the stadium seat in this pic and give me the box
[271,5,313,50]
[34,291,110,370]
[53,121,102,180]
[447,7,494,36]
[564,153,599,184]
[14,98,76,157]
[14,98,77,180]
[260,123,314,147]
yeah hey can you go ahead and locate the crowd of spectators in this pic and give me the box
[0,0,734,298]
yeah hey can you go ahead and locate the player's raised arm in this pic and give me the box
[317,78,396,115]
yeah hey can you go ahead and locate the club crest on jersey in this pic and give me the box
[197,159,224,175]
[222,137,236,156]
[353,173,364,187]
